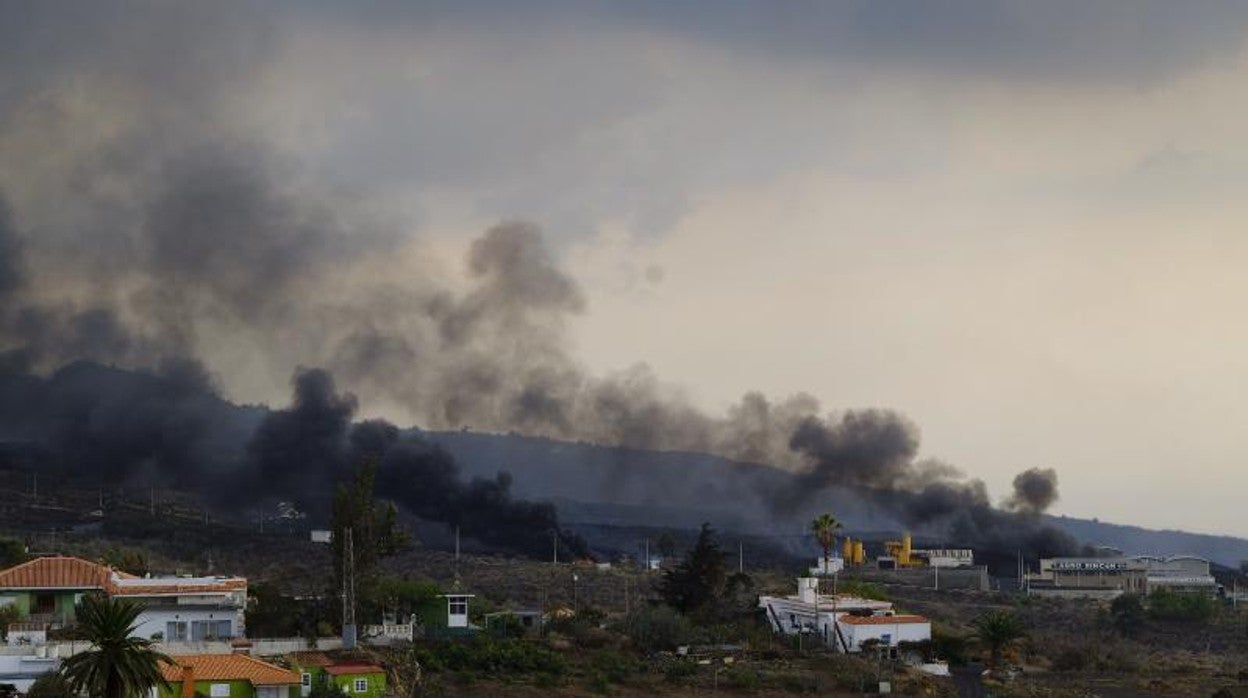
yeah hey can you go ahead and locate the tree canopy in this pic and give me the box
[658,523,727,619]
[58,595,172,698]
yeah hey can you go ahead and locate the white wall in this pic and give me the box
[839,620,930,652]
[133,606,244,641]
[0,653,58,692]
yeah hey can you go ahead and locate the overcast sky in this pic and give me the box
[5,1,1248,536]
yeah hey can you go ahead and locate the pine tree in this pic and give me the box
[659,523,727,619]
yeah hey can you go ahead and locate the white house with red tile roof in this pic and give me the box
[835,614,932,652]
[758,577,931,652]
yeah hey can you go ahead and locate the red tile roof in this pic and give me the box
[0,556,131,590]
[839,614,929,626]
[325,664,385,676]
[160,654,299,686]
[288,651,333,668]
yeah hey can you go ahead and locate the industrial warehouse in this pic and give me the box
[1026,555,1218,599]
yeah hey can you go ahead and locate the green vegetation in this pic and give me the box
[1110,593,1146,636]
[971,610,1026,667]
[411,637,568,676]
[101,547,149,576]
[657,523,727,619]
[619,605,697,653]
[57,595,173,698]
[836,579,889,601]
[25,673,72,698]
[0,537,26,569]
[809,513,842,575]
[1147,588,1216,623]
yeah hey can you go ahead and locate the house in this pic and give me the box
[286,654,385,697]
[0,556,128,627]
[111,574,248,641]
[324,663,386,697]
[835,614,932,652]
[758,578,931,653]
[0,556,247,640]
[288,652,332,697]
[157,653,300,698]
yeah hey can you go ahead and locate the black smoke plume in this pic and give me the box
[0,4,1079,562]
[789,411,1077,558]
[0,360,585,559]
[1005,467,1060,514]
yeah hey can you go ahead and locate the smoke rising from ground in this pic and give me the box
[0,3,1076,559]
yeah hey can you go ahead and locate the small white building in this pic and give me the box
[835,614,932,652]
[809,557,845,576]
[912,548,975,568]
[441,593,474,630]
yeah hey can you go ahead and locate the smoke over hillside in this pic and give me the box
[0,3,1076,560]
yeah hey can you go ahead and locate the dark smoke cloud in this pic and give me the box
[789,411,1076,557]
[1006,467,1060,515]
[0,3,1079,561]
[0,361,585,558]
[246,368,587,557]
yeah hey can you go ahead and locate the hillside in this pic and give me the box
[425,430,1248,568]
[4,362,1248,567]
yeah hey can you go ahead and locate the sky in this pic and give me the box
[4,1,1248,536]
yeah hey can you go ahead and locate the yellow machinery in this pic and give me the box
[883,532,924,567]
[841,537,867,565]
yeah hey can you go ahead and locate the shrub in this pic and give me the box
[620,605,697,653]
[1147,588,1215,624]
[663,662,698,684]
[724,667,761,690]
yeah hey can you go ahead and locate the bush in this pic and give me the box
[588,649,640,684]
[663,662,698,684]
[620,605,697,653]
[412,638,567,676]
[1147,588,1215,624]
[724,667,761,690]
[836,580,889,601]
[1050,645,1090,672]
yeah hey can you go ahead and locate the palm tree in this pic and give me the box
[58,594,173,698]
[971,610,1026,667]
[809,513,842,576]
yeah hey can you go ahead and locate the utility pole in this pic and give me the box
[552,531,559,566]
[934,562,940,591]
[343,527,357,649]
[738,541,744,574]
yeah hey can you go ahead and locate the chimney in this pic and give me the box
[797,577,818,604]
[180,665,195,698]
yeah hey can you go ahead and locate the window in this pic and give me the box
[302,673,311,687]
[209,683,230,697]
[166,622,188,641]
[354,678,368,693]
[191,620,232,640]
[449,599,467,615]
